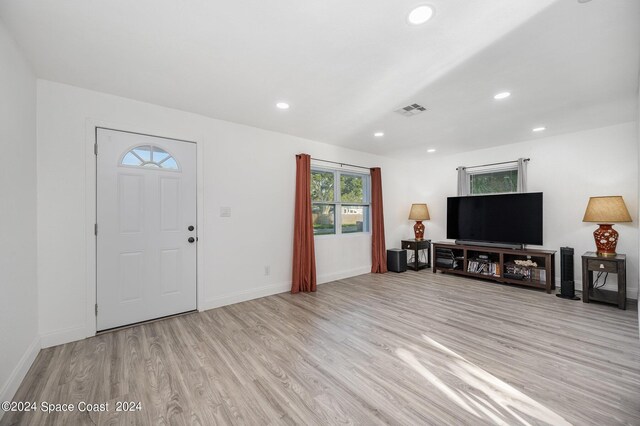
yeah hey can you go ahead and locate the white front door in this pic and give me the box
[96,128,197,331]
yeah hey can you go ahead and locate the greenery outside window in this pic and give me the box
[311,167,370,235]
[469,167,518,195]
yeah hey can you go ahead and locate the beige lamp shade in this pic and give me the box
[409,203,430,221]
[582,196,632,223]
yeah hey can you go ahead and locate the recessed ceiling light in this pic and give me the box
[276,102,290,109]
[427,148,436,153]
[374,132,384,137]
[532,127,546,132]
[408,5,434,25]
[493,92,511,100]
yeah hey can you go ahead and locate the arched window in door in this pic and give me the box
[120,145,180,170]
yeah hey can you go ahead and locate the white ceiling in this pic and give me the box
[0,0,638,158]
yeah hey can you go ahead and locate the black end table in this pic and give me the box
[402,239,431,271]
[581,252,626,309]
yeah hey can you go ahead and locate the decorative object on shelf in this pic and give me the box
[408,203,430,240]
[514,259,537,268]
[582,196,632,257]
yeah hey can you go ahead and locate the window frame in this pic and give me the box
[467,165,519,196]
[119,144,181,171]
[311,166,371,237]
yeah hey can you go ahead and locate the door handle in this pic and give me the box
[188,225,195,231]
[188,237,195,243]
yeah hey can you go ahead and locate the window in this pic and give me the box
[311,168,370,235]
[120,145,179,170]
[459,158,527,196]
[469,168,518,195]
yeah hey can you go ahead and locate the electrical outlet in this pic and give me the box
[264,266,270,276]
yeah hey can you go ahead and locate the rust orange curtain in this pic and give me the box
[291,154,317,293]
[370,167,387,273]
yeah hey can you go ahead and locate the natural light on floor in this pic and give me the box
[396,335,571,426]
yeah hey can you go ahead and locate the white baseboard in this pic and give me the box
[200,267,372,312]
[318,266,371,284]
[40,325,87,349]
[0,335,41,420]
[200,282,291,311]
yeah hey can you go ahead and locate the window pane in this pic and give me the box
[121,145,179,170]
[122,152,141,166]
[312,204,335,235]
[341,205,369,233]
[160,157,179,170]
[311,171,334,202]
[152,146,171,163]
[340,174,364,203]
[470,170,518,194]
[132,146,152,162]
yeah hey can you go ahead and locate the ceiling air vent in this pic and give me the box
[395,103,427,117]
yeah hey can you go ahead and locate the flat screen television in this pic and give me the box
[447,192,543,245]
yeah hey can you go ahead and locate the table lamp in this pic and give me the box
[409,203,430,240]
[582,196,632,256]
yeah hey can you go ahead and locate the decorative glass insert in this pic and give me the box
[120,145,179,170]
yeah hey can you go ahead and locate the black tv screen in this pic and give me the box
[447,193,543,245]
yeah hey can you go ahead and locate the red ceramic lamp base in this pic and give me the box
[593,224,618,257]
[413,221,425,240]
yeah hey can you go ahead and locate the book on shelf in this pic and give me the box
[467,260,499,276]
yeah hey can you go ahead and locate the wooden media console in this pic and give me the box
[432,242,556,293]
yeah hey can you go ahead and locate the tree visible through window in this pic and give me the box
[469,169,517,195]
[311,168,370,235]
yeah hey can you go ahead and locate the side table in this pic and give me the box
[402,239,431,271]
[581,252,626,309]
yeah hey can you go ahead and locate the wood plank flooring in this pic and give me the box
[2,271,639,425]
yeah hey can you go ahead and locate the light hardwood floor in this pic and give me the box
[2,271,639,425]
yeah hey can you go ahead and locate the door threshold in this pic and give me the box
[97,309,198,335]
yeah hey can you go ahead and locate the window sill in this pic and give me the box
[314,232,372,240]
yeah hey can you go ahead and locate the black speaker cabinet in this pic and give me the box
[387,249,407,273]
[557,246,579,300]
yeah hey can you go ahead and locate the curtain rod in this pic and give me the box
[456,158,530,171]
[309,157,371,171]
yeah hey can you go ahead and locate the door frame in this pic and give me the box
[84,119,206,338]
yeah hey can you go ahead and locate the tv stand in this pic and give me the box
[433,242,556,293]
[455,240,523,250]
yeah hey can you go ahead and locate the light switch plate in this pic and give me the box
[220,206,231,217]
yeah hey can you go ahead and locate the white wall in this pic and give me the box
[412,122,639,298]
[36,80,412,347]
[32,78,640,350]
[0,20,39,415]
